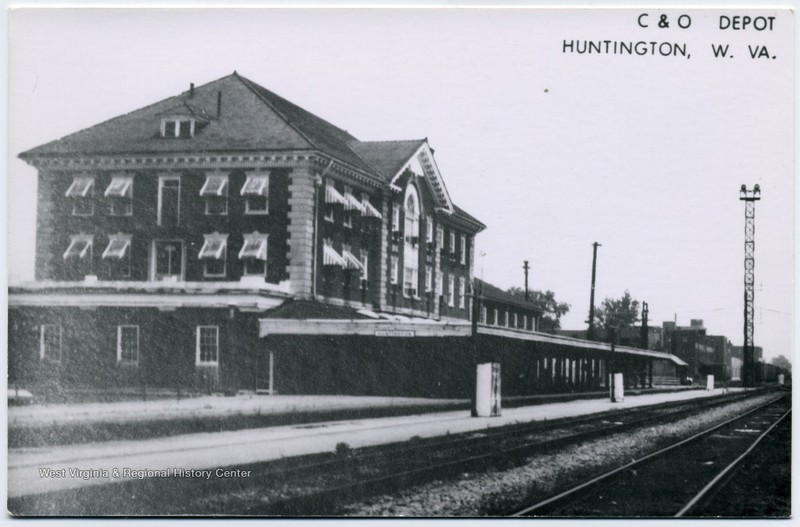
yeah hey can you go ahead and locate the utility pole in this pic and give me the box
[587,242,601,340]
[523,260,530,301]
[739,184,761,388]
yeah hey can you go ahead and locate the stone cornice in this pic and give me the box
[23,150,386,189]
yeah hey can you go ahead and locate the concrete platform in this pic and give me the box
[8,387,745,498]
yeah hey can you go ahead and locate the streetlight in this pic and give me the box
[739,184,761,387]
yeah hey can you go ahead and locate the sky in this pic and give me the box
[7,8,794,362]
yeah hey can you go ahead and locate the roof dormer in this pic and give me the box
[157,102,210,139]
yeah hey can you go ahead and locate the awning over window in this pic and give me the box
[198,234,228,259]
[344,192,366,213]
[199,174,229,196]
[102,235,131,259]
[325,185,347,205]
[363,200,383,219]
[342,249,365,271]
[65,176,94,198]
[241,173,269,196]
[239,235,268,260]
[63,235,93,259]
[104,176,133,198]
[323,244,346,266]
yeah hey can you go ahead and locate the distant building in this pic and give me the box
[662,319,707,379]
[474,279,543,332]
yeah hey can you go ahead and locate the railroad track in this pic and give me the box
[9,388,772,516]
[249,389,769,516]
[510,395,790,518]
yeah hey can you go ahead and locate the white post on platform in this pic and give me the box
[269,349,274,395]
[706,374,714,391]
[475,363,501,417]
[778,374,785,386]
[610,373,624,402]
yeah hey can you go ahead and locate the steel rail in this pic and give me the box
[510,394,787,517]
[675,407,791,517]
[254,391,767,515]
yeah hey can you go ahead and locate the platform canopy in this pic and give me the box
[257,311,688,367]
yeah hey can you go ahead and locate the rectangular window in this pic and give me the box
[178,120,193,138]
[199,234,228,277]
[390,255,399,284]
[117,325,139,364]
[436,226,444,249]
[201,174,229,215]
[447,275,455,307]
[481,306,487,324]
[102,235,132,278]
[40,325,62,362]
[403,267,418,297]
[392,204,401,232]
[449,231,456,253]
[360,251,369,281]
[196,326,219,365]
[105,176,133,216]
[343,213,352,228]
[158,177,181,227]
[323,207,335,222]
[66,176,95,216]
[362,193,382,219]
[239,234,268,276]
[425,264,433,292]
[459,277,466,309]
[460,235,467,265]
[513,313,518,328]
[426,217,434,243]
[242,173,269,214]
[154,241,183,280]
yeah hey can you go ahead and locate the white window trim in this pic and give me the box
[40,325,62,362]
[323,207,335,222]
[200,234,228,278]
[449,231,456,253]
[117,325,140,364]
[426,217,434,243]
[460,235,467,265]
[151,240,185,281]
[157,176,181,227]
[459,277,466,309]
[196,326,220,365]
[447,275,455,307]
[161,117,196,138]
[390,255,399,284]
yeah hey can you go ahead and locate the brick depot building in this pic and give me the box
[9,72,684,399]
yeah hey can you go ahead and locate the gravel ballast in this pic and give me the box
[342,393,783,516]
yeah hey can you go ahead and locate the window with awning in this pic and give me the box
[66,176,95,216]
[240,233,268,276]
[342,248,365,271]
[199,174,229,196]
[102,235,131,259]
[200,174,229,215]
[199,234,228,277]
[344,192,366,213]
[66,176,94,197]
[363,200,383,219]
[104,176,133,198]
[323,243,346,266]
[325,184,347,205]
[63,235,93,259]
[198,234,228,259]
[242,173,269,214]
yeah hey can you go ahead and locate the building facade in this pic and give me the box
[9,72,484,398]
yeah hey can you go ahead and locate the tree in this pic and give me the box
[594,290,640,338]
[771,354,791,373]
[506,287,570,333]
